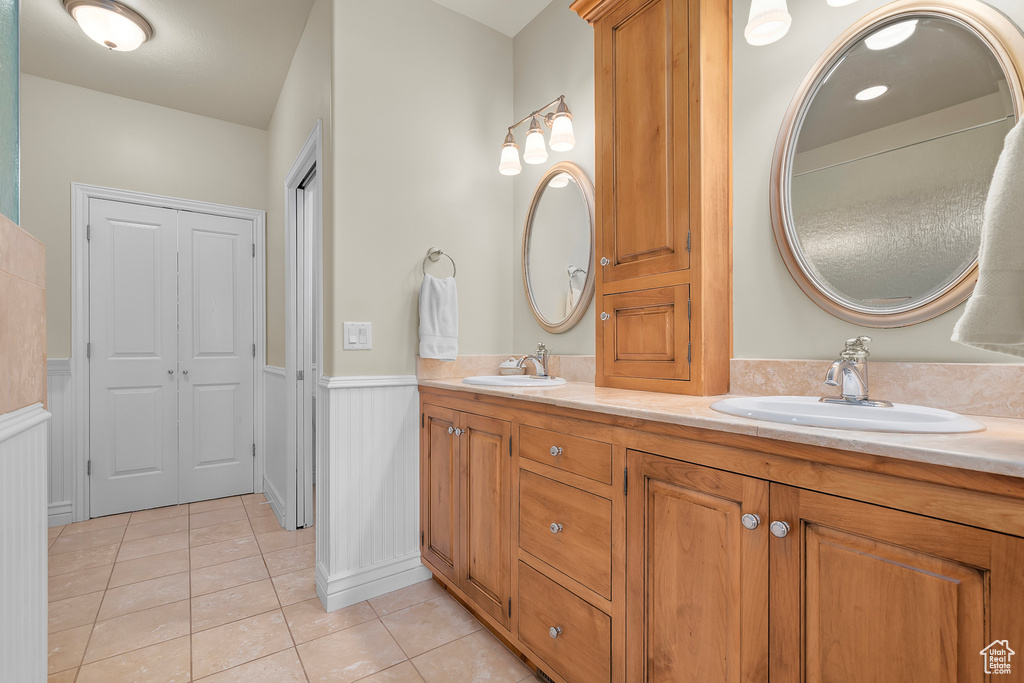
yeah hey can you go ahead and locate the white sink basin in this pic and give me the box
[711,395,984,434]
[462,375,567,388]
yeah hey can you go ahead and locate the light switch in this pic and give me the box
[343,322,372,350]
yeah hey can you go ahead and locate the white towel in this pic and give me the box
[419,274,458,360]
[952,120,1024,357]
[564,283,582,317]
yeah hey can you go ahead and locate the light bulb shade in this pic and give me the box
[549,114,576,152]
[499,143,522,176]
[523,120,548,165]
[744,0,792,46]
[64,0,153,52]
[864,19,918,50]
[826,0,859,6]
[549,173,571,188]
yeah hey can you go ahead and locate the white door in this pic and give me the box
[297,171,318,528]
[178,211,255,503]
[89,200,180,517]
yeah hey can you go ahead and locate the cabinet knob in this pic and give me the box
[770,521,791,538]
[550,523,563,534]
[448,426,454,435]
[600,257,610,266]
[168,369,174,375]
[741,513,760,530]
[601,312,610,321]
[182,369,188,376]
[549,446,563,456]
[549,626,562,639]
[454,428,464,436]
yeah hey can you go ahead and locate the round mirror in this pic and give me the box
[771,0,1024,327]
[523,162,596,333]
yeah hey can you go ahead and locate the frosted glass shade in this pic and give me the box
[549,173,571,188]
[826,0,859,6]
[744,0,792,46]
[70,4,148,51]
[499,143,522,176]
[549,115,576,152]
[523,129,548,165]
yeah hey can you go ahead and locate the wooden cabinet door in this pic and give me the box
[602,285,690,382]
[596,0,690,283]
[770,485,1024,683]
[459,412,512,629]
[420,404,459,584]
[627,451,769,683]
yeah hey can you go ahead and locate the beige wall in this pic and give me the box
[19,74,268,359]
[733,0,1024,363]
[328,0,513,377]
[266,0,333,368]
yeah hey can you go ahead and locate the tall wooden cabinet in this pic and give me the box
[573,0,732,395]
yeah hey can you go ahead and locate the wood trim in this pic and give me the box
[571,0,629,23]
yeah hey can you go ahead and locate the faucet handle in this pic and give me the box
[536,342,548,357]
[842,336,872,360]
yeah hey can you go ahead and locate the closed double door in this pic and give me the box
[89,198,256,517]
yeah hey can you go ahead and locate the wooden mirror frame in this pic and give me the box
[770,0,1024,327]
[522,162,597,333]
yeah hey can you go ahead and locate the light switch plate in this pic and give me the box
[343,322,372,350]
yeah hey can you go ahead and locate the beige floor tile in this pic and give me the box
[191,554,269,596]
[190,536,261,570]
[77,635,191,683]
[363,661,426,682]
[410,630,532,683]
[49,564,112,602]
[283,598,377,644]
[245,501,277,518]
[49,543,120,577]
[49,536,57,551]
[48,525,64,540]
[191,578,281,632]
[108,549,190,588]
[191,505,249,529]
[191,609,294,678]
[122,514,189,541]
[249,514,286,534]
[49,525,126,555]
[240,493,267,506]
[256,527,314,553]
[60,513,130,536]
[84,599,191,664]
[190,520,253,548]
[48,624,92,675]
[264,543,315,577]
[369,579,446,617]
[196,647,307,682]
[190,496,243,514]
[271,568,317,607]
[97,571,191,621]
[297,619,406,683]
[47,667,78,682]
[129,505,188,524]
[48,590,104,633]
[381,594,482,658]
[117,530,189,562]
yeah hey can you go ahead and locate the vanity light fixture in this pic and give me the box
[865,19,918,50]
[64,0,153,51]
[549,172,574,188]
[855,85,889,101]
[498,95,575,175]
[744,0,792,46]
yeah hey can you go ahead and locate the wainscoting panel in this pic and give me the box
[46,359,74,526]
[0,403,51,682]
[316,376,429,611]
[263,366,288,528]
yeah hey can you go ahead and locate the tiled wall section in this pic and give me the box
[0,213,46,413]
[731,359,1024,420]
[417,355,596,383]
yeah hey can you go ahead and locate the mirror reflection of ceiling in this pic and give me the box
[797,16,1012,153]
[21,0,315,128]
[427,0,551,37]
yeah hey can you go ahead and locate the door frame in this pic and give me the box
[71,183,267,522]
[284,121,324,531]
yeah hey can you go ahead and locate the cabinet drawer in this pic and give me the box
[519,470,612,597]
[518,562,611,683]
[520,425,613,485]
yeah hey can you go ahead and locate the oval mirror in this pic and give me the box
[771,0,1024,327]
[523,162,596,333]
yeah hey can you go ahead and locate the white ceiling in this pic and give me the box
[20,0,316,129]
[428,0,552,37]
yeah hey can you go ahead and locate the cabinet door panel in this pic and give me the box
[460,412,512,629]
[602,285,690,381]
[420,405,459,584]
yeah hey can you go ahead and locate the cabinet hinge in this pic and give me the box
[297,370,304,381]
[687,299,691,322]
[86,225,92,241]
[421,531,424,546]
[87,460,92,476]
[86,342,91,359]
[686,231,691,253]
[252,343,256,358]
[508,597,512,618]
[509,438,512,457]
[252,443,256,458]
[624,467,628,496]
[687,343,692,364]
[252,243,256,257]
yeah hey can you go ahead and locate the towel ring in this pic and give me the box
[422,247,456,278]
[567,265,587,283]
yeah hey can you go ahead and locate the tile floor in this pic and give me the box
[47,494,536,682]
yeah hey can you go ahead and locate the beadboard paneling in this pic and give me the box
[46,359,74,526]
[316,376,430,611]
[0,404,50,682]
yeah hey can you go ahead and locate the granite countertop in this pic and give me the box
[419,378,1024,480]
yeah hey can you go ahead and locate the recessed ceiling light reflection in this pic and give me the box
[865,19,918,50]
[855,85,889,101]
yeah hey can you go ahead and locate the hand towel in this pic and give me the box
[952,120,1024,357]
[419,274,458,360]
[564,282,583,317]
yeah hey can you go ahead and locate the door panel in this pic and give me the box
[177,211,255,503]
[421,405,459,584]
[89,199,179,516]
[602,285,690,381]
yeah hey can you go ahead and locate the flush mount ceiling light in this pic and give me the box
[856,84,889,100]
[744,0,792,46]
[497,95,575,176]
[865,19,919,50]
[63,0,153,52]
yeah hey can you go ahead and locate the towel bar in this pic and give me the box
[422,247,457,278]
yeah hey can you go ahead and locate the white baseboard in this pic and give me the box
[316,554,432,612]
[263,474,286,530]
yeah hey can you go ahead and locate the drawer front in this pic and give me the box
[518,562,611,683]
[519,470,612,597]
[520,425,613,485]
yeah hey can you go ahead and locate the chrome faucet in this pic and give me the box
[517,342,551,378]
[821,336,892,407]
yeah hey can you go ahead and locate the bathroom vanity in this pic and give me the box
[419,379,1024,683]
